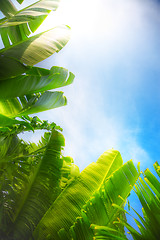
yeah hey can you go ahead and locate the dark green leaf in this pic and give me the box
[0,130,65,240]
[0,0,17,18]
[16,0,24,4]
[0,113,31,128]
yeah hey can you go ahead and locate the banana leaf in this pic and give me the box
[0,0,60,46]
[0,0,17,18]
[0,130,51,164]
[0,25,70,80]
[91,225,127,240]
[60,156,80,190]
[118,164,160,240]
[153,162,160,177]
[0,130,65,240]
[0,91,67,118]
[67,160,139,240]
[33,149,123,239]
[0,66,75,99]
[16,0,24,4]
[0,113,32,129]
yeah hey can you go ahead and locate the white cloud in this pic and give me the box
[36,75,151,172]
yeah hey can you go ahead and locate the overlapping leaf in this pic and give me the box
[0,91,67,118]
[0,113,29,128]
[67,160,139,240]
[154,162,160,177]
[0,66,75,99]
[0,0,60,47]
[33,149,123,240]
[0,25,71,80]
[118,164,160,240]
[0,1,72,119]
[91,225,127,240]
[0,0,17,18]
[0,130,65,240]
[60,156,80,190]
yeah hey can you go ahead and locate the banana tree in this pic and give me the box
[0,117,140,240]
[0,127,80,240]
[0,0,74,128]
[33,154,140,240]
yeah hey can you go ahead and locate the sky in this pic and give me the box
[24,1,160,236]
[1,0,160,238]
[18,0,160,173]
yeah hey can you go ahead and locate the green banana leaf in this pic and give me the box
[0,130,51,164]
[0,0,17,18]
[0,113,32,129]
[16,0,24,4]
[0,0,60,47]
[0,114,33,132]
[0,130,52,184]
[0,134,22,161]
[0,66,75,99]
[33,149,123,240]
[0,133,37,198]
[0,57,29,80]
[60,156,80,189]
[0,25,70,80]
[0,114,60,134]
[91,224,127,240]
[0,130,65,240]
[0,91,67,118]
[0,130,80,240]
[66,160,139,240]
[153,161,160,177]
[117,164,160,240]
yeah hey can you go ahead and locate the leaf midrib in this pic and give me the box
[12,155,43,223]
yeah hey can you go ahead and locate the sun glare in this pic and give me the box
[36,0,99,38]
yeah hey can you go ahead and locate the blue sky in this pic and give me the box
[31,2,160,235]
[22,0,160,174]
[28,1,159,236]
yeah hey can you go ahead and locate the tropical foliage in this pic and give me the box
[33,154,139,240]
[0,125,79,240]
[116,162,160,240]
[1,119,159,240]
[0,1,160,240]
[0,122,140,240]
[0,0,74,129]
